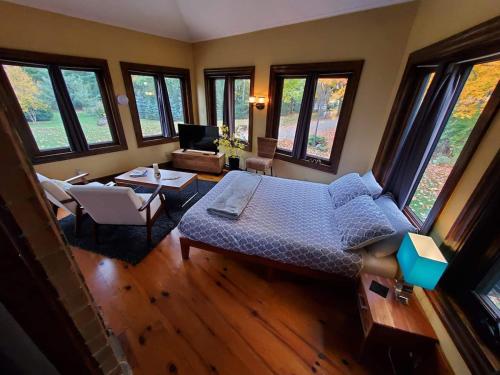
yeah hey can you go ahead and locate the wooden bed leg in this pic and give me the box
[180,237,190,260]
[266,267,275,281]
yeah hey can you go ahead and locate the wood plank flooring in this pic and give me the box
[73,228,391,375]
[66,173,394,374]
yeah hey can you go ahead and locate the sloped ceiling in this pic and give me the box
[5,0,413,42]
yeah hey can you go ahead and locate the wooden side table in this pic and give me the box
[357,273,438,360]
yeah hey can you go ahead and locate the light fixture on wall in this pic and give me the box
[117,94,129,106]
[249,96,266,110]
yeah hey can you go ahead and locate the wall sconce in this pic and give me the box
[249,96,266,110]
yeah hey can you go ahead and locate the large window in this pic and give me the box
[266,62,363,173]
[407,60,499,222]
[121,62,193,147]
[205,67,254,150]
[0,48,127,163]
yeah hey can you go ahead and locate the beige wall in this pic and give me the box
[393,1,500,374]
[0,1,197,180]
[1,0,499,371]
[193,3,418,183]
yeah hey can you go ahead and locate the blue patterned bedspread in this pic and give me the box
[178,171,362,278]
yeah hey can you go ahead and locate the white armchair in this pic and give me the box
[69,184,166,245]
[36,172,94,235]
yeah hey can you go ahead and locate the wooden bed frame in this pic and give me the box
[179,236,356,287]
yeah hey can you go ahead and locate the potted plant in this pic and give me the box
[214,125,245,170]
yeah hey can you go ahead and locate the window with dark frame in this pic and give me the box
[204,66,254,151]
[406,59,499,225]
[0,48,127,164]
[121,62,193,147]
[265,61,363,174]
[373,17,500,373]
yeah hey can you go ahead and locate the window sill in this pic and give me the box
[136,136,179,148]
[31,144,128,164]
[274,153,338,174]
[403,206,424,232]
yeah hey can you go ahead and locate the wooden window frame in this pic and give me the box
[373,17,500,233]
[121,62,194,148]
[0,48,127,164]
[204,66,255,152]
[428,151,500,374]
[265,61,363,174]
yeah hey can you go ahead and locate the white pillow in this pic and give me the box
[361,171,383,198]
[367,194,417,257]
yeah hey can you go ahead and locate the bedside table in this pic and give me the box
[357,273,438,359]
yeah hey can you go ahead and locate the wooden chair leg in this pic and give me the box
[180,238,190,260]
[146,223,152,246]
[270,166,274,176]
[74,205,82,237]
[146,206,152,246]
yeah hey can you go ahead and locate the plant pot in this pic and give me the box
[228,156,240,170]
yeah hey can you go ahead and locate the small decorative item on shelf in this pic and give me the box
[214,125,245,170]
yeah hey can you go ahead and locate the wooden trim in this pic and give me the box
[444,150,499,251]
[373,16,500,232]
[179,236,356,287]
[0,47,128,164]
[120,61,194,148]
[425,152,500,374]
[265,61,364,174]
[204,66,255,152]
[373,16,500,182]
[419,80,499,233]
[426,291,495,374]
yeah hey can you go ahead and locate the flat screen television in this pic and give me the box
[178,124,219,154]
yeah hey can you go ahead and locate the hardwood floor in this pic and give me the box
[72,228,391,375]
[67,173,393,374]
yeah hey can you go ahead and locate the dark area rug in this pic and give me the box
[59,179,216,264]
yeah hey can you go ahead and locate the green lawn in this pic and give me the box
[28,112,163,149]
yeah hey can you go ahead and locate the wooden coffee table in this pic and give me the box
[115,167,199,207]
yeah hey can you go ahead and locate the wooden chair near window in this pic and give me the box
[245,137,278,176]
[36,172,92,235]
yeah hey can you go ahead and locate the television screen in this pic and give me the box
[178,124,219,153]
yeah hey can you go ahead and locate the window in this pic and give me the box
[205,67,254,150]
[407,60,499,222]
[266,62,363,173]
[0,48,126,163]
[121,62,193,147]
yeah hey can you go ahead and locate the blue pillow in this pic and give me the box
[334,195,395,250]
[367,194,417,257]
[361,171,383,197]
[328,173,371,209]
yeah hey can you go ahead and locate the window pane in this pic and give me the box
[131,75,162,137]
[61,70,113,145]
[214,79,225,128]
[409,60,500,221]
[165,77,185,134]
[3,64,70,151]
[306,78,348,159]
[277,78,306,151]
[234,78,250,142]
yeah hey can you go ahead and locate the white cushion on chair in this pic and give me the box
[37,172,78,214]
[69,185,162,226]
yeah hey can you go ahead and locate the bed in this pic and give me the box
[178,171,398,281]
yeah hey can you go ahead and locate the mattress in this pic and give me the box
[359,250,398,278]
[179,171,363,278]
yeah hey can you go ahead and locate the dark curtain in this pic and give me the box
[382,64,469,209]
